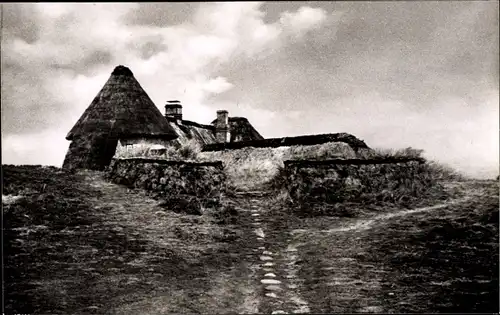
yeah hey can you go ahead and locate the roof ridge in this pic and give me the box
[111,65,134,76]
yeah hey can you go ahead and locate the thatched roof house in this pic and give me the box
[63,65,264,170]
[63,64,368,171]
[63,65,178,170]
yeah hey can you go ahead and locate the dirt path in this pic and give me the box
[229,192,470,314]
[290,196,472,235]
[228,191,311,314]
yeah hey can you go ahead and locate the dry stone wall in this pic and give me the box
[106,158,226,214]
[284,158,432,205]
[199,142,359,190]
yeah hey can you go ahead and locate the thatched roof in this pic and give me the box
[167,120,216,147]
[66,65,178,141]
[210,116,264,142]
[203,132,370,152]
[229,117,264,142]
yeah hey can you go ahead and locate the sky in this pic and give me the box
[1,2,498,179]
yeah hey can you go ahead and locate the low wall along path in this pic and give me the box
[106,158,226,213]
[284,158,429,204]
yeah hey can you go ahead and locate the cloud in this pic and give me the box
[202,77,234,94]
[1,2,497,180]
[280,6,327,36]
[209,2,498,179]
[2,3,42,43]
[122,3,200,27]
[1,2,331,149]
[2,128,71,167]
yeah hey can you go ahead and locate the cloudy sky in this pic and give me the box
[1,2,498,178]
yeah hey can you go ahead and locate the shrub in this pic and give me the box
[176,139,201,160]
[263,165,289,191]
[425,160,466,181]
[162,145,180,160]
[114,139,204,162]
[357,147,425,159]
[114,143,161,159]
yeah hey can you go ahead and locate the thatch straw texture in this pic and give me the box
[63,65,178,170]
[66,65,177,141]
[62,134,118,170]
[167,120,216,147]
[210,117,264,142]
[203,132,369,152]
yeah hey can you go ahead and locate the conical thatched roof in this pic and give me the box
[66,65,177,141]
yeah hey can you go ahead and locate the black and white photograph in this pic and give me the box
[2,1,499,314]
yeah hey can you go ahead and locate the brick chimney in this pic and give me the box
[215,110,230,143]
[165,100,182,124]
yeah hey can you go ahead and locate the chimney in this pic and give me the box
[215,110,230,143]
[165,100,182,124]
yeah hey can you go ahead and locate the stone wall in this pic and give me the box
[199,142,358,190]
[283,158,433,204]
[106,158,226,213]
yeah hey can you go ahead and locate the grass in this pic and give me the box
[357,146,425,159]
[199,142,356,191]
[2,165,253,314]
[3,164,497,313]
[263,147,468,217]
[3,165,106,313]
[291,180,499,313]
[114,139,202,161]
[373,186,498,313]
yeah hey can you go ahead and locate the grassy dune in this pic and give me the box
[3,160,498,313]
[2,165,247,314]
[277,180,498,313]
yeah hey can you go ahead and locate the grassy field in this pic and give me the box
[3,164,498,313]
[2,165,250,314]
[285,180,499,313]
